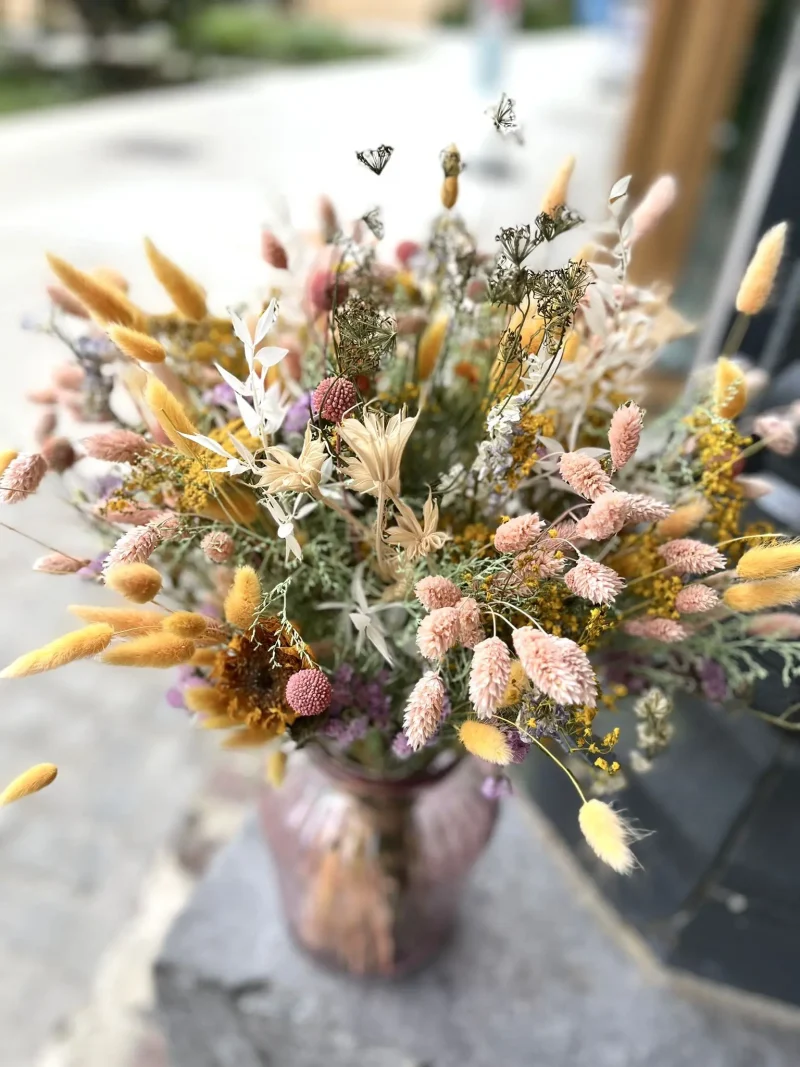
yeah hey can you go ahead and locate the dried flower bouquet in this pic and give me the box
[2,133,799,878]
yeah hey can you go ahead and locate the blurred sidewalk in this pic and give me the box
[0,28,629,1067]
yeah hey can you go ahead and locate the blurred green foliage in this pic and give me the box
[438,0,573,30]
[180,3,388,64]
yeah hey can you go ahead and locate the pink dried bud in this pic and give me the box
[608,402,644,470]
[395,240,421,267]
[753,414,798,456]
[623,617,689,642]
[469,637,512,718]
[35,410,58,444]
[628,175,677,245]
[318,195,339,243]
[658,539,726,576]
[309,270,349,315]
[202,530,235,563]
[51,363,86,390]
[512,627,597,708]
[745,612,800,638]
[285,669,332,716]
[574,492,632,540]
[47,283,89,318]
[675,584,720,614]
[33,552,91,575]
[456,596,485,648]
[414,575,462,610]
[148,513,182,542]
[403,671,446,751]
[0,453,47,504]
[494,513,544,553]
[41,436,77,473]
[83,430,149,463]
[564,557,626,605]
[104,526,161,569]
[27,387,58,405]
[417,606,461,660]
[260,230,289,270]
[312,377,358,423]
[559,452,612,501]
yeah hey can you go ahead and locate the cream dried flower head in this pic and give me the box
[338,408,418,498]
[385,493,449,561]
[258,424,326,494]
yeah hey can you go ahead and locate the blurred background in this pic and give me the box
[1,1,799,1065]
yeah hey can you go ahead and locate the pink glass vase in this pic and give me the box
[258,748,498,977]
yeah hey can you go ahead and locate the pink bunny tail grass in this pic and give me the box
[658,538,726,576]
[608,402,644,470]
[416,606,461,660]
[745,612,800,638]
[82,430,150,463]
[628,175,677,244]
[512,627,597,708]
[752,415,798,457]
[403,671,446,751]
[494,513,543,553]
[558,452,611,501]
[675,584,720,614]
[468,637,512,719]
[0,453,47,504]
[456,596,485,648]
[551,519,578,541]
[623,493,672,525]
[513,542,566,583]
[415,575,462,611]
[103,506,163,527]
[33,552,91,575]
[623,617,689,642]
[564,557,626,605]
[574,492,632,540]
[104,526,161,569]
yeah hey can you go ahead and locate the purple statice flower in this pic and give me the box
[503,727,529,764]
[204,381,238,414]
[94,473,124,501]
[321,714,369,746]
[698,659,729,704]
[392,732,414,760]
[481,775,512,800]
[77,555,105,581]
[283,392,314,435]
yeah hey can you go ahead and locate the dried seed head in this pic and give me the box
[0,764,58,806]
[105,562,163,604]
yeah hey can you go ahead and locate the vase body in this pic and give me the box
[258,750,498,977]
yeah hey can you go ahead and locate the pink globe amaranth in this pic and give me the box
[396,240,421,267]
[285,669,332,716]
[308,269,349,315]
[312,377,358,423]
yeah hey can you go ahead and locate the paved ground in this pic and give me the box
[0,29,629,1067]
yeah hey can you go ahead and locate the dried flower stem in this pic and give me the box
[496,713,587,803]
[0,520,86,566]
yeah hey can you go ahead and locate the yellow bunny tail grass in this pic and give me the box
[735,222,787,315]
[190,647,219,668]
[1,623,113,679]
[143,376,203,458]
[656,498,710,539]
[266,749,288,788]
[0,763,58,806]
[105,563,163,604]
[458,719,512,765]
[441,175,459,210]
[68,605,166,634]
[144,237,207,321]
[224,566,262,630]
[0,449,17,478]
[101,633,196,668]
[108,325,166,365]
[417,316,448,380]
[184,686,228,715]
[163,611,222,641]
[724,574,800,613]
[541,154,575,216]
[499,659,529,708]
[578,799,643,875]
[736,543,800,580]
[46,254,144,330]
[713,357,747,419]
[92,266,129,293]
